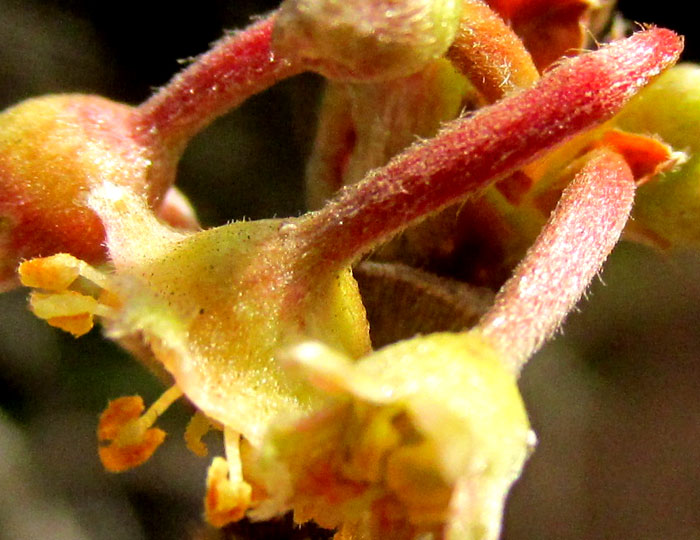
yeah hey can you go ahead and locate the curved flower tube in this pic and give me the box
[244,146,638,540]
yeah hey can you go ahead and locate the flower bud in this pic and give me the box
[0,94,188,290]
[273,0,462,81]
[615,64,700,248]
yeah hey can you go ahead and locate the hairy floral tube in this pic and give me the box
[478,148,636,372]
[297,28,682,270]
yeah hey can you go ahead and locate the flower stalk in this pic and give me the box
[135,13,303,154]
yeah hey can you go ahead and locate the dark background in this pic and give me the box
[2,1,700,539]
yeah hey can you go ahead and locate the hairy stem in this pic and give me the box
[296,28,681,271]
[478,148,636,373]
[446,0,540,101]
[135,13,303,152]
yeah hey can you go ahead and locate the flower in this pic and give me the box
[249,334,533,540]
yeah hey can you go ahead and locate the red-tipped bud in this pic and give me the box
[0,94,189,290]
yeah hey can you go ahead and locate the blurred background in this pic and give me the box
[1,1,700,539]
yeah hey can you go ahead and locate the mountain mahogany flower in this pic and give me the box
[15,28,682,537]
[248,148,638,539]
[19,180,371,466]
[256,333,533,539]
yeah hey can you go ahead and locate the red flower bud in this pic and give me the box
[0,94,188,290]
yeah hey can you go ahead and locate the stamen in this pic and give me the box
[19,252,111,291]
[19,253,118,336]
[29,291,100,337]
[204,429,252,527]
[116,385,183,446]
[97,386,183,472]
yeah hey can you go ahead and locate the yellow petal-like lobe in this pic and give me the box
[256,332,533,539]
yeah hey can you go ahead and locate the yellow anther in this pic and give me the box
[29,291,99,337]
[98,395,166,472]
[19,253,110,291]
[115,385,183,447]
[205,457,252,527]
[20,254,83,291]
[20,254,118,336]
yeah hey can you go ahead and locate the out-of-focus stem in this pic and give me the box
[446,0,540,101]
[304,83,355,209]
[478,148,635,373]
[295,29,681,272]
[135,14,303,152]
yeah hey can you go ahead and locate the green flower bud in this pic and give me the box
[273,0,462,81]
[615,64,700,248]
